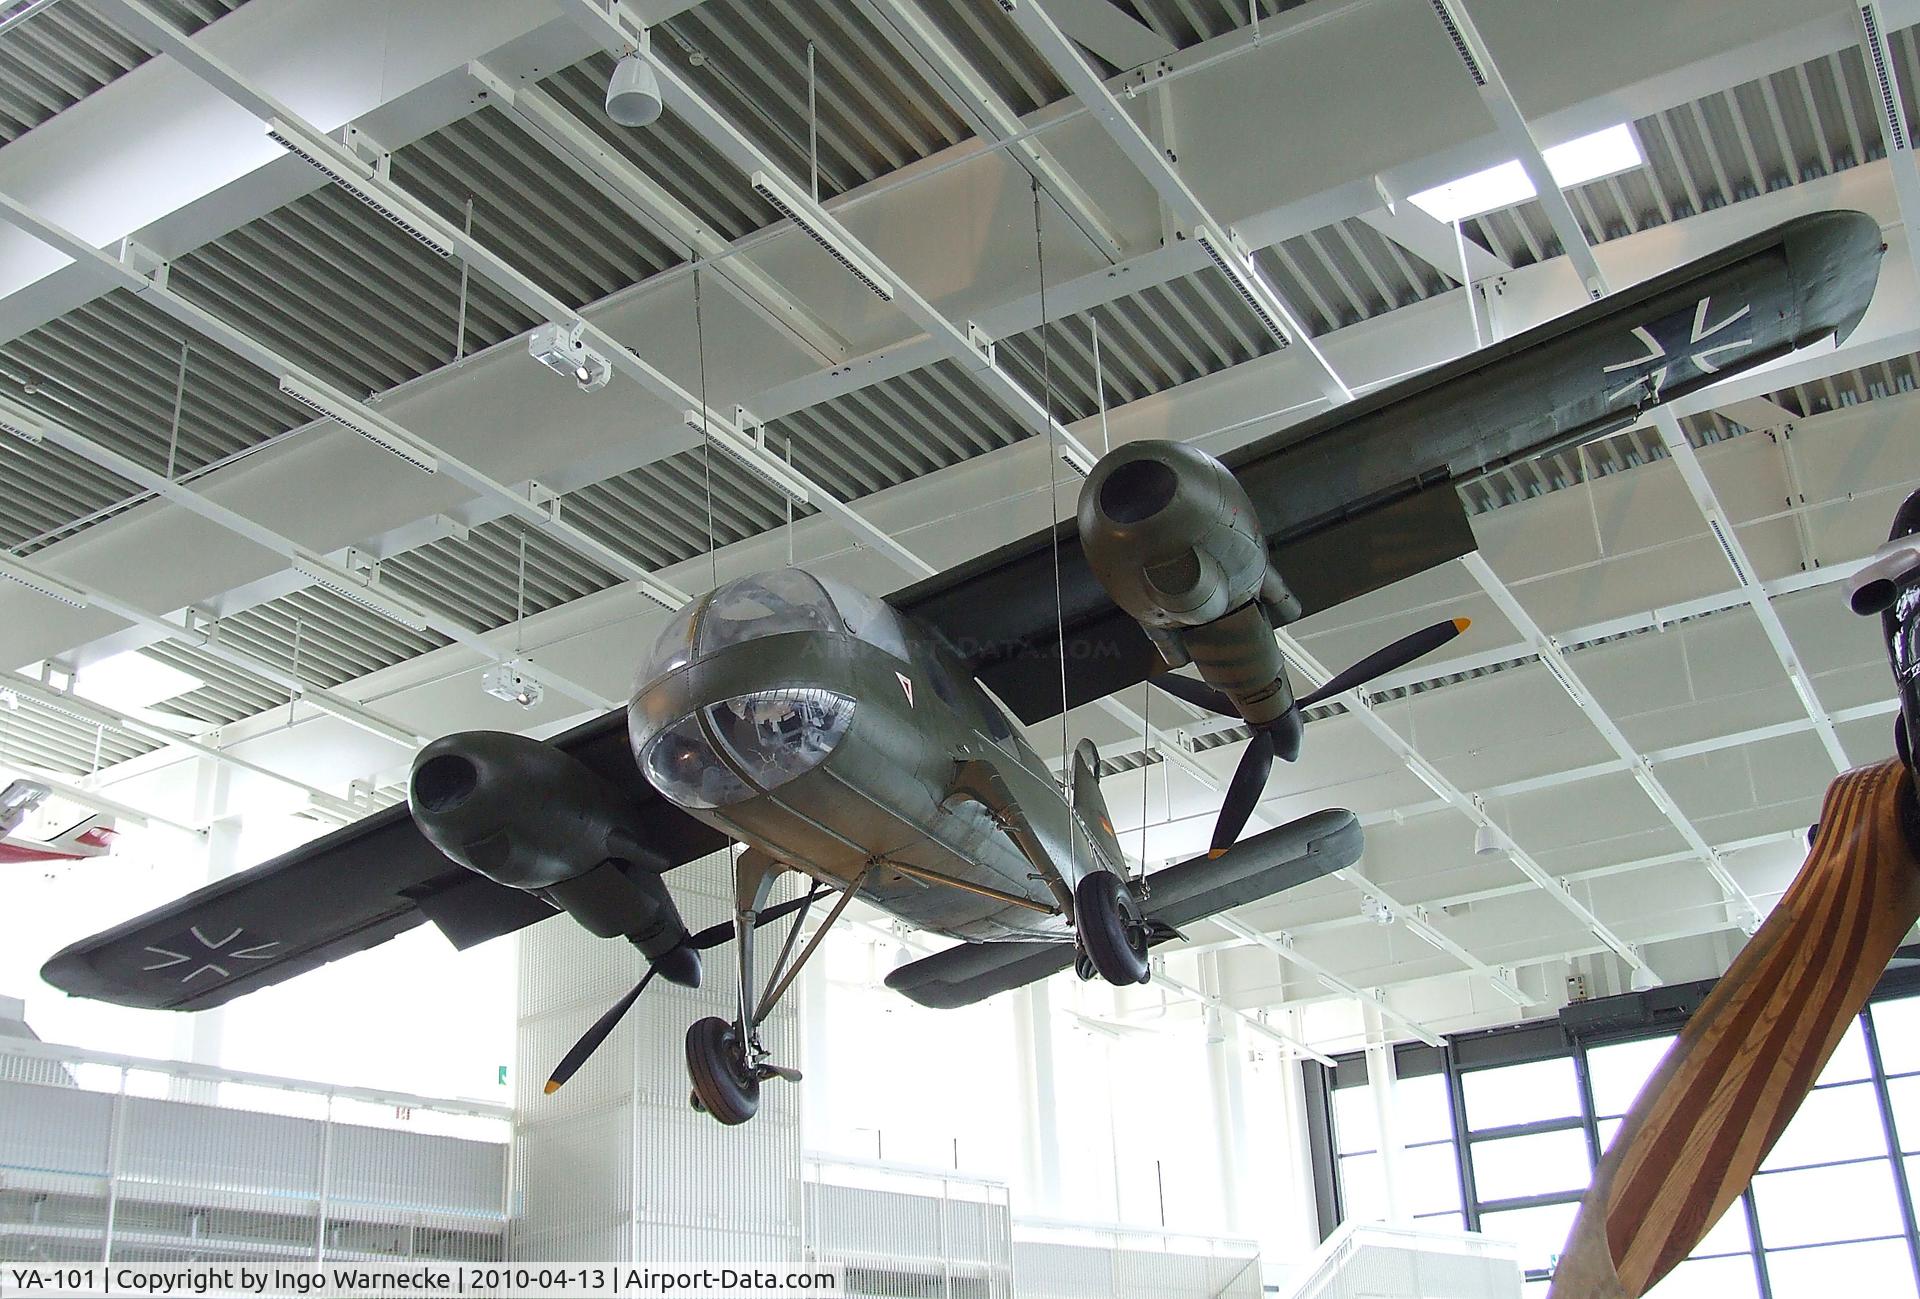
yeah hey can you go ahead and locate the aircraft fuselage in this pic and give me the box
[628,572,1111,942]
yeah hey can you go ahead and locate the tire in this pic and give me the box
[686,1016,760,1125]
[1074,948,1097,982]
[1074,870,1150,986]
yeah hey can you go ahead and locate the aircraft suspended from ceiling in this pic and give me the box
[0,781,115,865]
[42,210,1886,1125]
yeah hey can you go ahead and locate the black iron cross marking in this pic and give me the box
[1602,295,1753,404]
[142,925,282,985]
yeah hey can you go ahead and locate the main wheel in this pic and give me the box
[686,1016,760,1125]
[1074,870,1150,986]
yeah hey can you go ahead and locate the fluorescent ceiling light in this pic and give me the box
[75,650,204,713]
[1409,124,1643,223]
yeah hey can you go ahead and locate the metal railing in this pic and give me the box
[1282,1221,1523,1299]
[0,1035,511,1265]
[802,1155,1015,1297]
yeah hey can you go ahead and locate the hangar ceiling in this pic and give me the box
[1,0,1918,1051]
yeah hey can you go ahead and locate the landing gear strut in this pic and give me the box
[1074,869,1151,986]
[686,851,867,1125]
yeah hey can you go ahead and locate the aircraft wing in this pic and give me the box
[889,209,1883,725]
[40,709,724,1012]
[886,807,1362,1009]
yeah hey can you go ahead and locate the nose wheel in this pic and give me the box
[687,851,871,1126]
[1074,869,1151,985]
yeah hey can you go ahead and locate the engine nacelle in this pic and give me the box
[1080,441,1302,730]
[410,731,658,888]
[409,731,697,985]
[1078,440,1285,631]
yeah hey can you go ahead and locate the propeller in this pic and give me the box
[1156,617,1470,854]
[543,886,826,1095]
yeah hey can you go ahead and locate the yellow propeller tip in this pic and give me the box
[1452,617,1472,632]
[543,1080,562,1096]
[1208,848,1228,859]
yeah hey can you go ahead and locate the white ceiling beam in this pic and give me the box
[855,0,1126,263]
[1045,0,1176,71]
[1856,2,1920,296]
[0,382,616,714]
[1211,913,1447,1047]
[0,186,691,624]
[1004,0,1354,404]
[80,0,714,612]
[1461,549,1761,913]
[555,3,1101,479]
[0,757,201,836]
[1359,202,1511,282]
[1644,405,1852,773]
[3,545,425,751]
[1273,625,1658,982]
[463,59,851,367]
[1146,694,1900,866]
[1091,693,1539,1005]
[1,669,359,821]
[1151,963,1337,1065]
[1421,0,1610,300]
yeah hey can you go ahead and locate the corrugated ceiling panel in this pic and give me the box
[658,0,974,201]
[1463,43,1887,267]
[0,0,245,145]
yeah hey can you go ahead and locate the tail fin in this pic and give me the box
[1071,739,1129,870]
[47,814,115,854]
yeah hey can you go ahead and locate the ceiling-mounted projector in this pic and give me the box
[606,52,663,128]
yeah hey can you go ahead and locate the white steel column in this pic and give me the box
[1362,1003,1405,1224]
[1012,981,1064,1214]
[1203,955,1251,1236]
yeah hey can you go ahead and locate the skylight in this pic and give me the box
[73,651,204,714]
[1409,124,1644,224]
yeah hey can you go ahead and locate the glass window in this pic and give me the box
[1472,1128,1592,1202]
[1875,996,1920,1076]
[815,575,910,662]
[698,569,841,656]
[1752,1161,1906,1249]
[1765,1239,1918,1299]
[1692,1201,1753,1259]
[638,593,704,685]
[1760,1082,1891,1171]
[1644,1253,1762,1299]
[1890,1077,1920,1154]
[1401,1140,1464,1216]
[1414,1210,1467,1233]
[1333,1084,1380,1154]
[639,712,754,809]
[1338,1152,1386,1223]
[1815,1020,1873,1086]
[1478,1201,1579,1276]
[1587,1036,1677,1118]
[1396,1072,1456,1145]
[1462,1058,1581,1131]
[703,688,856,795]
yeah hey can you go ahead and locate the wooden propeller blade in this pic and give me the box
[1547,758,1920,1298]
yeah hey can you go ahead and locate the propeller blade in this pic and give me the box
[1297,618,1469,709]
[1151,673,1237,717]
[1211,730,1275,856]
[545,966,658,1095]
[687,887,826,952]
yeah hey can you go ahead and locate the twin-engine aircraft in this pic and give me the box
[43,211,1884,1125]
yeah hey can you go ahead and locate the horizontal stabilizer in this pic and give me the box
[885,808,1361,1009]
